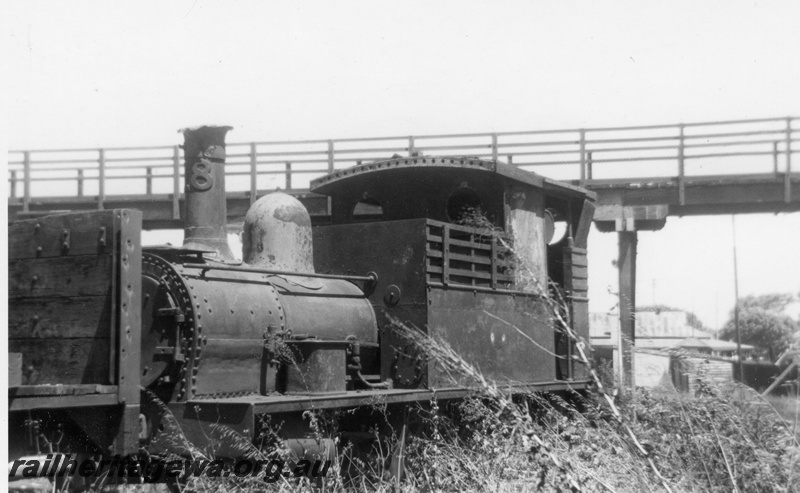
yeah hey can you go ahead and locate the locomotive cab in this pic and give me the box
[311,156,596,387]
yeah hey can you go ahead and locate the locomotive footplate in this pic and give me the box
[144,380,588,457]
[194,380,588,415]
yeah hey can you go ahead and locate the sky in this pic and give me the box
[5,0,800,329]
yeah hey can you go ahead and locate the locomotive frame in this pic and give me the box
[7,125,596,473]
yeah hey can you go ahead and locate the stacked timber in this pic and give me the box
[670,355,732,394]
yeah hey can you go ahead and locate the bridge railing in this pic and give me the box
[8,116,797,212]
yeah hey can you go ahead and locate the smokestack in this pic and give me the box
[180,125,235,261]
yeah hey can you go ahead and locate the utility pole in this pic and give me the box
[732,216,744,382]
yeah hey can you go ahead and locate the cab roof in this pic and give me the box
[310,155,595,201]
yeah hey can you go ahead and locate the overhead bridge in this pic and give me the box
[8,116,798,231]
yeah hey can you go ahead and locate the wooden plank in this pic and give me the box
[490,237,497,289]
[442,224,450,286]
[427,265,513,281]
[570,266,588,279]
[570,279,589,291]
[8,296,111,339]
[9,255,113,298]
[568,254,588,267]
[427,218,504,235]
[427,249,496,265]
[8,338,111,385]
[573,199,596,249]
[427,235,493,250]
[9,210,115,260]
[10,393,119,411]
[10,384,118,397]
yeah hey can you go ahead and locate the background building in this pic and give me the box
[590,310,754,388]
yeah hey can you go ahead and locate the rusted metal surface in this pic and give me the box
[181,125,236,260]
[313,219,431,386]
[313,156,593,390]
[173,263,281,398]
[182,262,376,283]
[563,247,589,380]
[314,217,575,389]
[244,192,315,272]
[137,253,379,400]
[114,209,143,455]
[269,275,378,344]
[284,341,347,394]
[425,220,515,289]
[140,252,196,397]
[312,157,514,226]
[427,288,556,386]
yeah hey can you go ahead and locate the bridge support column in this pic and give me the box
[617,230,637,391]
[596,204,667,392]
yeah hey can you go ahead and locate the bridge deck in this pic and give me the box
[9,173,799,230]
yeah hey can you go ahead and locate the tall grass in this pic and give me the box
[385,319,799,492]
[139,317,797,492]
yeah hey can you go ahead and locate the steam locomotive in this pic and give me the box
[8,126,595,469]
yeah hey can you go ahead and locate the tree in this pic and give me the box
[718,294,799,361]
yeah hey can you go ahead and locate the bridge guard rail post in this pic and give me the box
[773,142,779,175]
[172,145,181,220]
[23,151,30,212]
[146,167,153,195]
[579,129,586,185]
[250,142,258,204]
[678,124,685,206]
[98,148,106,210]
[786,117,793,203]
[587,151,593,180]
[327,140,335,173]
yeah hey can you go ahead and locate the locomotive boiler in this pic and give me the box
[139,126,382,406]
[8,125,596,470]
